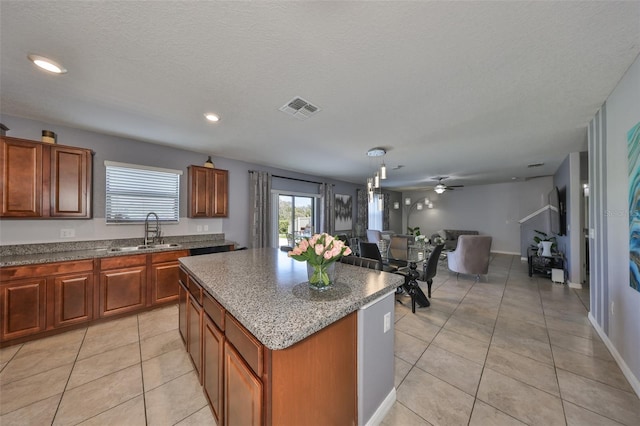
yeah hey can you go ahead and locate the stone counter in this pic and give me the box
[179,247,403,350]
[0,235,235,267]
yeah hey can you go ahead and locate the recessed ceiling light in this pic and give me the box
[204,113,220,122]
[27,54,66,74]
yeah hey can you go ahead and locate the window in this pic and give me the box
[105,161,182,223]
[368,193,383,231]
[273,192,318,247]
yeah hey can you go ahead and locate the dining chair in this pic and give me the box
[422,243,444,298]
[340,255,381,271]
[359,242,398,272]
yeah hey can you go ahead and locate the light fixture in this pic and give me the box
[393,201,400,209]
[374,172,380,188]
[424,197,430,204]
[583,183,590,197]
[204,113,220,122]
[416,203,423,210]
[378,197,383,210]
[380,163,387,179]
[428,202,434,209]
[28,54,66,74]
[367,148,386,157]
[204,156,215,168]
[434,184,446,194]
[405,197,411,205]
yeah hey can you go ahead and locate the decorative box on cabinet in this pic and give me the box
[187,165,228,218]
[0,136,93,219]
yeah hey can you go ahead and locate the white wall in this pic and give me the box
[401,177,553,254]
[590,53,640,393]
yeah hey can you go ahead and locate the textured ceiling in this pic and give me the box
[1,1,639,191]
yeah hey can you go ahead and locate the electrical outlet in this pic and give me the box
[197,225,202,232]
[60,229,75,238]
[383,312,391,333]
[610,301,615,316]
[204,225,209,231]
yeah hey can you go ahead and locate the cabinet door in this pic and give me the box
[50,145,91,218]
[188,166,211,218]
[1,278,47,341]
[178,280,188,344]
[99,266,146,317]
[52,273,93,328]
[150,261,180,305]
[212,169,228,217]
[203,314,225,424]
[188,294,203,381]
[224,341,263,426]
[0,137,42,217]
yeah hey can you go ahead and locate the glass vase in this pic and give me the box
[307,262,337,291]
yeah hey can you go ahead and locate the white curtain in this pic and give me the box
[249,171,271,248]
[320,183,335,235]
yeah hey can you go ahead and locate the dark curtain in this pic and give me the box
[248,170,271,248]
[356,188,368,237]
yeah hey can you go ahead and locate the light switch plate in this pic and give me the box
[383,312,391,333]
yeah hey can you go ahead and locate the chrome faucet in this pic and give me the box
[144,212,161,246]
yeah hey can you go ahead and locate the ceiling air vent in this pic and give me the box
[279,97,321,120]
[527,162,545,168]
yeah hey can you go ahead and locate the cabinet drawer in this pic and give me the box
[203,292,225,331]
[179,267,188,286]
[188,277,202,304]
[225,313,263,377]
[152,250,189,264]
[1,259,94,281]
[100,254,146,270]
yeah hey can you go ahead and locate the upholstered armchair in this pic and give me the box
[366,229,382,243]
[447,235,492,278]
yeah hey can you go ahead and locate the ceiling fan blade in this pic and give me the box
[448,185,464,188]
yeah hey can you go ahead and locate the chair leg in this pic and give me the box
[427,279,433,298]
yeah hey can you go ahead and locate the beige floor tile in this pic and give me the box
[0,363,72,415]
[0,343,79,384]
[557,369,640,426]
[16,328,85,358]
[469,400,527,426]
[416,345,483,395]
[395,356,412,388]
[53,364,143,425]
[142,347,194,391]
[491,328,553,365]
[138,305,179,340]
[84,315,137,339]
[141,328,184,361]
[397,367,474,426]
[545,316,598,340]
[78,323,140,360]
[0,361,6,372]
[410,306,451,327]
[431,328,489,365]
[548,329,613,361]
[497,303,546,326]
[0,344,22,364]
[552,346,633,392]
[485,345,559,396]
[450,309,497,329]
[477,369,565,426]
[442,316,494,344]
[175,405,217,426]
[494,316,549,343]
[145,372,208,426]
[77,395,146,426]
[394,330,429,364]
[394,313,442,343]
[0,393,61,426]
[563,400,625,426]
[67,341,141,389]
[381,402,432,426]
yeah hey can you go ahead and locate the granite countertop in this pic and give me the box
[180,248,403,350]
[0,236,236,267]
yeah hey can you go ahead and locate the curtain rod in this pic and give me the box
[249,171,335,186]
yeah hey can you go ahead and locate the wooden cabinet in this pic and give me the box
[49,145,92,217]
[0,137,42,217]
[188,293,203,380]
[51,272,93,328]
[187,166,228,218]
[98,255,147,318]
[203,307,225,424]
[0,277,47,340]
[224,341,263,426]
[0,136,93,219]
[149,250,189,305]
[178,275,189,344]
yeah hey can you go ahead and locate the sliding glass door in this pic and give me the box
[275,193,316,248]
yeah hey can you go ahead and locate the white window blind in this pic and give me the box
[105,161,182,223]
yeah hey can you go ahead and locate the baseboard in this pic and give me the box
[588,313,640,398]
[568,281,582,289]
[364,387,396,426]
[491,250,521,256]
[520,257,527,262]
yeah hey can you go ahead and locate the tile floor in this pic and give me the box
[0,254,638,425]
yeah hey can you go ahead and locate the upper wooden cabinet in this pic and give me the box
[0,136,93,219]
[188,166,228,218]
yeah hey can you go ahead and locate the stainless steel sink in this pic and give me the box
[108,243,181,252]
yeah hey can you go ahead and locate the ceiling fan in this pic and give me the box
[432,177,464,194]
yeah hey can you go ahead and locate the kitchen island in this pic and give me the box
[179,248,403,426]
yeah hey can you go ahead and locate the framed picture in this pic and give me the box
[628,121,640,293]
[335,194,353,231]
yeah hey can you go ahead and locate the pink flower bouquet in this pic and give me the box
[288,233,352,289]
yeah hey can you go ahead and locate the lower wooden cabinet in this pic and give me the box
[224,340,263,426]
[98,255,147,318]
[203,314,225,424]
[178,280,188,344]
[188,293,203,380]
[0,277,47,341]
[51,273,93,328]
